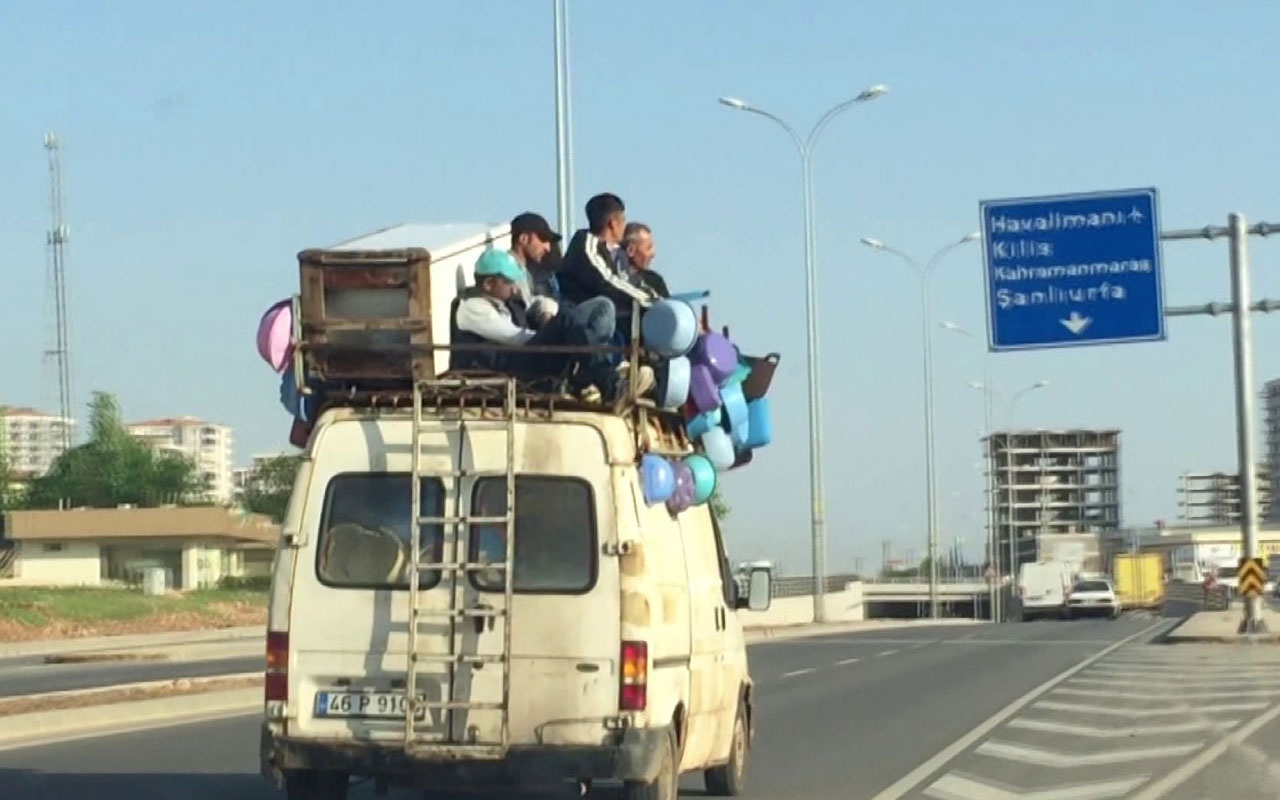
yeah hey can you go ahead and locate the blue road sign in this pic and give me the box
[980,187,1166,352]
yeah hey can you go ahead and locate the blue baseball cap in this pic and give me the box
[474,249,523,284]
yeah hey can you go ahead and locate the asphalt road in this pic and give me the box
[0,655,264,697]
[0,615,1176,800]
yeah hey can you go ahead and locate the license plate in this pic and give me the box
[315,690,427,720]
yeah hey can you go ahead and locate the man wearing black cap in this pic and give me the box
[508,212,563,328]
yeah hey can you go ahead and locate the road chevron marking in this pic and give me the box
[924,772,1149,800]
[1033,699,1266,717]
[1007,716,1237,737]
[976,739,1202,767]
[867,618,1171,800]
[1069,676,1280,688]
[1054,687,1280,700]
[1129,701,1280,799]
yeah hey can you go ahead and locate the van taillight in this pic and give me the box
[620,640,648,712]
[266,631,289,703]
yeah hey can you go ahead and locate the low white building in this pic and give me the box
[0,507,276,590]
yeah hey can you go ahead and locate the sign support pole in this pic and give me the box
[1227,213,1264,633]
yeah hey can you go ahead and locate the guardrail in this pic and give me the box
[766,574,991,599]
[1165,580,1232,611]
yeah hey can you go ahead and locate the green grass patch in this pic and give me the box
[0,585,268,629]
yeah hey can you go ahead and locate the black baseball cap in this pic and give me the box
[510,212,562,244]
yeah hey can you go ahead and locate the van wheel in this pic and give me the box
[622,727,679,800]
[704,699,749,796]
[284,769,349,800]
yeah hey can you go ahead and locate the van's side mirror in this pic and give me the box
[736,566,772,611]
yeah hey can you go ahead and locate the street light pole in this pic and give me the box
[551,0,573,234]
[719,84,888,623]
[991,380,1049,595]
[861,234,980,619]
[941,321,997,620]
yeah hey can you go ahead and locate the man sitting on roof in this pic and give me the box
[452,249,656,403]
[507,211,564,327]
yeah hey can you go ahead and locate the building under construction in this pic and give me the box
[984,429,1122,573]
[1177,466,1272,525]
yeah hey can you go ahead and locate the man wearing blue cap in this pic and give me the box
[453,248,655,403]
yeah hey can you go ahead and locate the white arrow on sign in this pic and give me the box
[1059,311,1092,335]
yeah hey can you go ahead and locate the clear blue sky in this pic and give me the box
[4,0,1280,572]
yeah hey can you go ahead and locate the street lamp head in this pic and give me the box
[1034,380,1050,388]
[718,96,750,111]
[961,231,982,242]
[966,380,984,390]
[860,237,884,249]
[856,84,889,102]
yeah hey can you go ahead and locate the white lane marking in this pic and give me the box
[1034,699,1266,717]
[1069,676,1280,689]
[836,657,861,666]
[867,618,1169,800]
[876,649,899,658]
[780,668,815,678]
[924,772,1148,800]
[1085,665,1280,675]
[1055,687,1280,700]
[976,739,1202,767]
[1130,701,1280,800]
[1007,716,1237,737]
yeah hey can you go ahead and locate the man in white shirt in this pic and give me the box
[454,249,655,403]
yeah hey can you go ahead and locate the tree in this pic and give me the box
[710,487,731,521]
[22,392,209,509]
[0,453,17,512]
[240,454,302,522]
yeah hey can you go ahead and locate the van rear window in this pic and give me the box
[316,474,445,590]
[467,477,597,595]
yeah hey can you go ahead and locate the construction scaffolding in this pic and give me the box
[1177,466,1272,524]
[984,429,1122,574]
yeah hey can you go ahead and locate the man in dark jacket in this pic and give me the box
[557,193,657,315]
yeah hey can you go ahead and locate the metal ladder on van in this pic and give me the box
[405,375,517,758]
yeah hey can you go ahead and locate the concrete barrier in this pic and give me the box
[741,582,865,629]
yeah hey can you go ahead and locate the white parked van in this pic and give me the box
[258,380,773,799]
[1017,560,1072,621]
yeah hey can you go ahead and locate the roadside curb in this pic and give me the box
[745,618,985,644]
[1162,609,1280,644]
[0,687,261,752]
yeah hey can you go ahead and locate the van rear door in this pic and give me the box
[460,421,621,747]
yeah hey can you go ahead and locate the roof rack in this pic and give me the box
[290,248,696,455]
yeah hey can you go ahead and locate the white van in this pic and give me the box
[258,380,773,799]
[1017,560,1072,621]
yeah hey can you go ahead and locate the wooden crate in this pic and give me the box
[297,247,436,382]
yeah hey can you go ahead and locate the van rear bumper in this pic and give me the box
[261,722,669,785]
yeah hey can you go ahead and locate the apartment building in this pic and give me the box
[0,406,76,478]
[127,417,235,504]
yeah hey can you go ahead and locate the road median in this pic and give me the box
[0,674,262,751]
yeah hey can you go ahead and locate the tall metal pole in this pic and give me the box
[800,148,829,620]
[552,0,571,235]
[719,85,888,623]
[945,323,1001,622]
[862,235,978,619]
[1227,213,1264,633]
[920,270,941,617]
[561,0,575,224]
[980,356,998,622]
